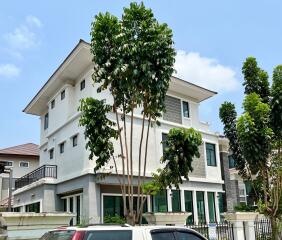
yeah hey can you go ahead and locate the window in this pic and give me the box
[152,190,168,212]
[103,195,124,219]
[151,231,175,240]
[228,155,236,168]
[176,231,205,240]
[218,192,225,222]
[49,149,54,159]
[151,230,205,240]
[72,135,78,147]
[208,192,216,223]
[80,79,85,90]
[25,202,40,213]
[162,133,168,156]
[196,191,206,224]
[51,99,55,109]
[2,161,13,167]
[85,230,132,240]
[103,195,147,223]
[61,90,65,100]
[19,161,29,168]
[171,190,181,212]
[13,207,21,212]
[182,101,190,118]
[184,190,194,224]
[44,113,49,130]
[59,142,65,154]
[40,231,75,240]
[206,143,217,166]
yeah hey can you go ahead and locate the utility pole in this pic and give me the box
[8,168,13,212]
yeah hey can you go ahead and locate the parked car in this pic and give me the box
[39,225,207,240]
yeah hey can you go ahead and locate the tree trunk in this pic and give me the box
[270,216,279,240]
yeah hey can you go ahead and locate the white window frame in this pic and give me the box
[181,100,190,119]
[49,148,54,160]
[19,161,29,168]
[61,193,83,226]
[3,161,13,167]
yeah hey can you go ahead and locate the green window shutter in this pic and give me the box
[208,192,216,223]
[184,191,194,224]
[196,191,206,224]
[171,190,181,212]
[206,143,217,166]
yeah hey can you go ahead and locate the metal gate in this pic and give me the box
[186,221,234,240]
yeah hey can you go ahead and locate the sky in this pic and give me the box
[0,0,281,148]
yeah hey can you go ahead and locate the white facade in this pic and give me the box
[13,40,225,225]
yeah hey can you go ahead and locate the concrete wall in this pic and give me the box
[13,184,59,213]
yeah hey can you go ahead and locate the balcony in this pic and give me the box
[15,165,57,190]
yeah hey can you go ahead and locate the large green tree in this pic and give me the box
[219,58,282,239]
[79,2,201,225]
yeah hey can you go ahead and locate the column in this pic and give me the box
[215,192,220,222]
[73,196,77,225]
[180,189,185,212]
[204,191,210,223]
[167,189,172,212]
[84,176,101,224]
[232,221,245,240]
[244,221,256,240]
[192,190,198,224]
[147,195,151,212]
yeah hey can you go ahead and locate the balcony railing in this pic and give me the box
[15,165,57,190]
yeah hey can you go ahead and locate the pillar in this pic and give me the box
[167,189,172,212]
[192,190,198,224]
[180,189,185,212]
[84,176,101,224]
[215,192,220,222]
[204,191,210,223]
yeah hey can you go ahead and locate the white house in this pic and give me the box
[0,143,39,208]
[13,40,227,225]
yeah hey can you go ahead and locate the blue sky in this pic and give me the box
[0,0,281,148]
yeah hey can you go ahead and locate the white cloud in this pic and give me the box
[174,50,239,92]
[0,64,20,78]
[4,15,42,50]
[26,15,42,28]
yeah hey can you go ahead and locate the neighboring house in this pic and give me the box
[0,143,39,208]
[13,40,228,225]
[218,137,254,212]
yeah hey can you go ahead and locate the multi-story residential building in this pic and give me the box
[0,143,39,208]
[218,137,255,212]
[13,40,228,225]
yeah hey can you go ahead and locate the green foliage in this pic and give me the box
[219,102,245,174]
[104,215,126,224]
[90,2,176,119]
[234,203,256,212]
[242,57,270,103]
[237,93,273,174]
[78,98,118,172]
[270,65,282,140]
[141,181,160,196]
[156,128,202,189]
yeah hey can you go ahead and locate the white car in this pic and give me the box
[40,224,207,240]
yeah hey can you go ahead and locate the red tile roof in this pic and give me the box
[0,143,39,157]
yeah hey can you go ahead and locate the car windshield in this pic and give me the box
[40,230,75,240]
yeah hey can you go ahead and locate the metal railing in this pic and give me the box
[15,165,57,189]
[186,221,234,240]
